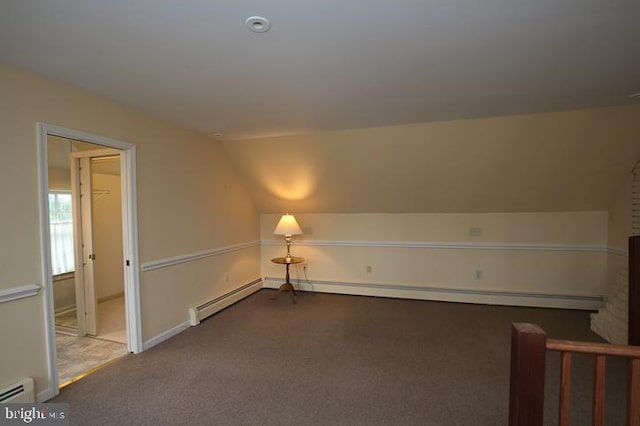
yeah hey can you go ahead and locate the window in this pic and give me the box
[49,191,74,275]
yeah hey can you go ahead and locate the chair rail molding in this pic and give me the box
[262,238,611,253]
[141,240,259,272]
[0,284,41,303]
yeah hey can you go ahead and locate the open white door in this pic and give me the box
[71,148,119,336]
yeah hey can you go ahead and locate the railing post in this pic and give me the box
[509,323,547,426]
[593,355,606,426]
[558,352,572,426]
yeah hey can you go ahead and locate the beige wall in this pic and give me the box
[235,105,639,310]
[3,57,636,400]
[0,63,259,399]
[262,212,609,306]
[48,168,70,191]
[52,275,75,312]
[225,106,640,215]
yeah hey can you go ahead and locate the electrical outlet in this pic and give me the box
[469,227,483,237]
[366,265,372,273]
[224,272,229,282]
[474,270,483,280]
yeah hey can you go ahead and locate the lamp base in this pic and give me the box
[284,235,294,262]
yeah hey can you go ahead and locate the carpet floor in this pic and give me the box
[51,290,629,425]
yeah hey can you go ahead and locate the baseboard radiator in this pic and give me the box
[189,279,261,326]
[0,378,35,403]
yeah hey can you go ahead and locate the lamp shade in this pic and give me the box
[273,214,303,236]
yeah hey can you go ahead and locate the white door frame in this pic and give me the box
[70,148,120,336]
[37,123,142,399]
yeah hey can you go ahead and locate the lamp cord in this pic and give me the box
[293,263,314,293]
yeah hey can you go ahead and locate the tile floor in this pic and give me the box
[55,309,78,329]
[55,296,127,343]
[96,297,127,344]
[56,333,129,385]
[56,296,128,385]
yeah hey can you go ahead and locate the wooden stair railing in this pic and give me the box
[509,323,640,426]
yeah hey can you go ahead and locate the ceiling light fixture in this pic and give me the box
[245,16,271,33]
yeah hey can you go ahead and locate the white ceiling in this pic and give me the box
[1,0,639,140]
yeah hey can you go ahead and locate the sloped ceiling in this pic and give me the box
[2,2,639,214]
[223,106,640,213]
[1,1,639,140]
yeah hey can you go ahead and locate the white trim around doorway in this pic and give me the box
[37,123,142,401]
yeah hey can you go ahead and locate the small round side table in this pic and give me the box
[270,256,305,303]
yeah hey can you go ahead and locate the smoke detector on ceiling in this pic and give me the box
[246,16,271,33]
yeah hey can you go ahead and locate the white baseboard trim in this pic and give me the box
[98,291,125,303]
[189,279,262,326]
[54,304,76,316]
[142,279,263,350]
[262,277,604,310]
[142,321,190,352]
[37,387,56,403]
[53,293,124,316]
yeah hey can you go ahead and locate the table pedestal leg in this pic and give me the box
[275,263,297,303]
[278,283,297,304]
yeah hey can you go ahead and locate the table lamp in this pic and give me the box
[273,213,303,262]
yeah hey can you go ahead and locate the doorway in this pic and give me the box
[38,123,142,399]
[51,143,129,384]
